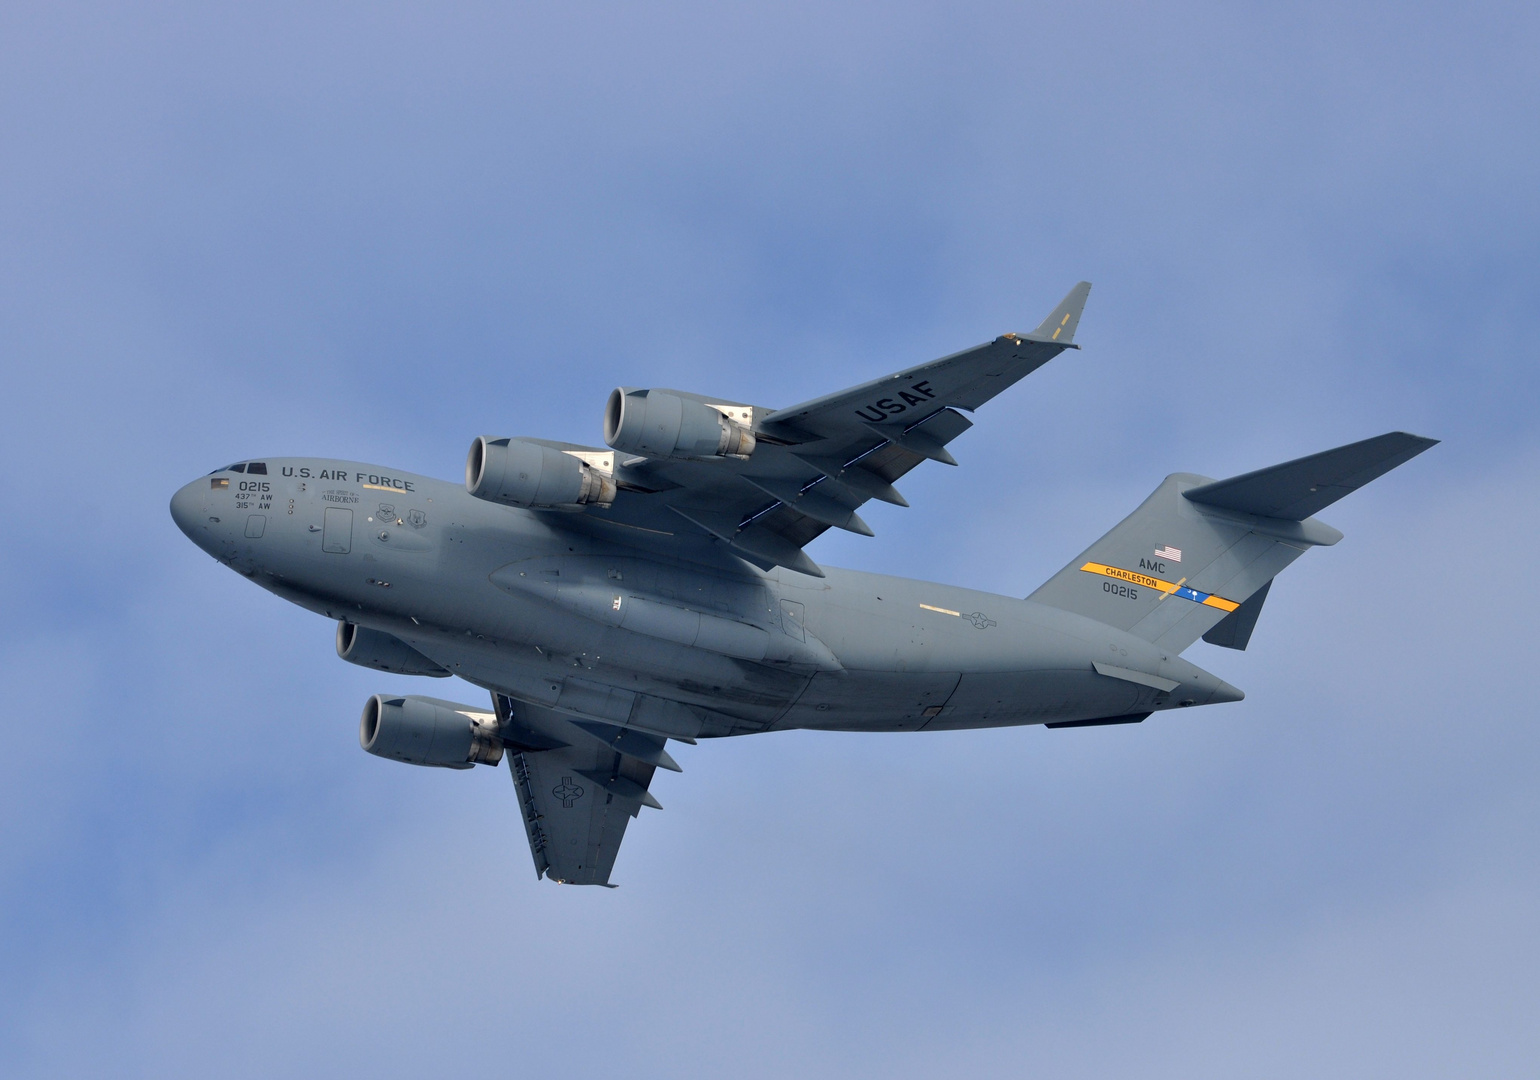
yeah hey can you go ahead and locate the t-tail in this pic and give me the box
[1029,432,1438,654]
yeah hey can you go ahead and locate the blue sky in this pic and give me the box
[2,2,1537,1076]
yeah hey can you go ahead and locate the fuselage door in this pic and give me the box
[779,599,806,641]
[323,507,353,554]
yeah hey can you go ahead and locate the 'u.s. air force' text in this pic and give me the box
[281,465,415,491]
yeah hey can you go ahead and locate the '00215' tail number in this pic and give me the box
[1103,580,1138,600]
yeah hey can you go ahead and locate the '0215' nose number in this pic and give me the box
[236,479,271,510]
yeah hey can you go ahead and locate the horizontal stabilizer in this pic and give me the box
[1184,432,1438,521]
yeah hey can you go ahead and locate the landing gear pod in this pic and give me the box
[466,437,615,509]
[604,388,755,460]
[358,694,504,769]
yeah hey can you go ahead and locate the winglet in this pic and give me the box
[1027,281,1092,345]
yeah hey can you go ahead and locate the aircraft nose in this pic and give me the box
[169,479,206,539]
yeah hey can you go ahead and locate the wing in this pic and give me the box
[496,694,673,887]
[576,282,1091,577]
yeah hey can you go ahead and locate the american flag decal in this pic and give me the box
[1154,545,1182,562]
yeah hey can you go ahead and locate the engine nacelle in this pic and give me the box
[336,621,450,677]
[359,694,504,769]
[604,388,755,461]
[466,437,615,509]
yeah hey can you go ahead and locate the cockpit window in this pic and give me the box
[246,462,268,475]
[229,463,246,473]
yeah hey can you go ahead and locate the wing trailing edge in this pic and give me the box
[496,694,679,887]
[560,283,1092,578]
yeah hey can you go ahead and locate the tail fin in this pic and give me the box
[1028,433,1437,654]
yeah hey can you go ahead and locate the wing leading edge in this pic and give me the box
[571,282,1092,577]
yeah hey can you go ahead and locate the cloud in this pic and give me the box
[1,1,1536,1076]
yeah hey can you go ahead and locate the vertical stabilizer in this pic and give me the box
[1028,433,1436,654]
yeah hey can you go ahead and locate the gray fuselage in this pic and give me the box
[170,458,1239,737]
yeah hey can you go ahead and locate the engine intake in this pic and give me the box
[604,388,754,460]
[337,621,450,677]
[359,694,504,769]
[466,437,615,508]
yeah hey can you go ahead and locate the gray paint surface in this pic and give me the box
[169,291,1434,886]
[7,5,1536,1074]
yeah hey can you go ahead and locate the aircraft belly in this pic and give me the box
[401,627,807,734]
[264,487,810,729]
[935,669,1144,729]
[270,479,1152,738]
[774,671,961,732]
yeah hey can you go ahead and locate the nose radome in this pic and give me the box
[169,479,205,539]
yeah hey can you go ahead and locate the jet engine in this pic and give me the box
[336,621,450,677]
[466,437,616,508]
[604,388,755,460]
[359,694,504,769]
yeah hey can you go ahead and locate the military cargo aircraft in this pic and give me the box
[170,283,1436,885]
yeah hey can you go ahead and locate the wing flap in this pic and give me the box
[669,505,827,577]
[497,695,669,886]
[792,454,910,506]
[510,745,653,884]
[550,285,1090,577]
